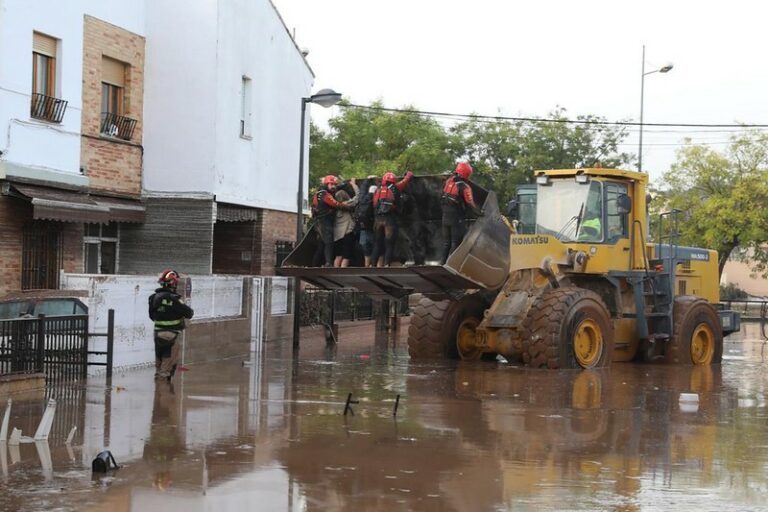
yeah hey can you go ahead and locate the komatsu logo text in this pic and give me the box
[511,236,549,246]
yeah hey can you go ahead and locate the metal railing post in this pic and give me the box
[106,309,115,379]
[81,316,88,380]
[35,314,45,374]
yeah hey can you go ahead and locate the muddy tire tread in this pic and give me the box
[407,297,451,359]
[665,295,723,365]
[522,288,612,369]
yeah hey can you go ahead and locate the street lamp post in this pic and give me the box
[638,45,673,172]
[292,88,343,351]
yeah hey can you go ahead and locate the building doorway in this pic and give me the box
[22,221,63,289]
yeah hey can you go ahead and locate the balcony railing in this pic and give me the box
[30,93,68,123]
[100,112,137,141]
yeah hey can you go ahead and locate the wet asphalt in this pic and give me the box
[1,321,767,511]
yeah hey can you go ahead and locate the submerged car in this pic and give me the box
[0,291,88,319]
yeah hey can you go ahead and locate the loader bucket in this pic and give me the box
[278,175,510,298]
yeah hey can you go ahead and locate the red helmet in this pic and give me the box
[158,269,180,289]
[455,162,473,180]
[322,175,339,187]
[382,172,397,185]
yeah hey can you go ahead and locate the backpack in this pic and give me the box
[354,191,374,230]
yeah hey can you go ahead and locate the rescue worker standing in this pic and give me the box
[370,170,414,267]
[440,162,480,265]
[312,175,354,267]
[354,176,378,267]
[148,269,194,381]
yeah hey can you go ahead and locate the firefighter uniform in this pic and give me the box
[148,270,194,380]
[440,163,479,265]
[370,171,414,267]
[311,175,353,267]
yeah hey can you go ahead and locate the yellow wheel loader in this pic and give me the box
[280,169,740,368]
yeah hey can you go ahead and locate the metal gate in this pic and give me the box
[1,314,88,380]
[22,222,63,290]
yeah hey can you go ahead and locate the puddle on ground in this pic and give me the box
[0,322,767,511]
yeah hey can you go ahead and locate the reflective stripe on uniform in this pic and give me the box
[154,319,183,327]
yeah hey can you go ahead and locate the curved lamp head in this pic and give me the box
[659,62,674,73]
[310,88,343,108]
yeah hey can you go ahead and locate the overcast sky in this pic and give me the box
[271,0,768,183]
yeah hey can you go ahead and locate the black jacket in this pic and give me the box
[148,288,194,331]
[354,182,375,231]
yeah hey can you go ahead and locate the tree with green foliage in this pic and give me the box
[309,103,633,206]
[451,107,633,203]
[308,101,457,188]
[654,131,768,277]
[720,283,749,301]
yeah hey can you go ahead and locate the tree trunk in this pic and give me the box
[717,237,739,278]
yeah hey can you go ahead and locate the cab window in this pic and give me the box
[576,181,604,242]
[605,182,629,242]
[517,187,537,234]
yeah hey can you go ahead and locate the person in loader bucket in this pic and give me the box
[148,269,194,381]
[370,170,414,267]
[354,176,379,267]
[440,162,480,264]
[311,175,355,267]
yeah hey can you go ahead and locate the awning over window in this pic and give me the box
[216,203,259,222]
[4,184,145,224]
[92,195,146,223]
[9,183,110,224]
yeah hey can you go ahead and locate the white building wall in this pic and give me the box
[0,0,143,180]
[61,273,245,372]
[142,0,313,213]
[142,0,219,194]
[212,0,314,213]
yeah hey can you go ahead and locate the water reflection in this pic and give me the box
[0,328,767,511]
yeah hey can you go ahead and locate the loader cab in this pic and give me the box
[527,170,635,246]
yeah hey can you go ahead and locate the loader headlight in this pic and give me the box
[575,173,590,184]
[536,175,551,186]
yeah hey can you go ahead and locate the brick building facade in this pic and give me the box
[81,15,145,197]
[0,10,145,297]
[1,1,307,296]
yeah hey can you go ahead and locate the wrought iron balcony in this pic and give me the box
[30,93,68,123]
[100,112,137,141]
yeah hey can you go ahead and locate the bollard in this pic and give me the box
[33,399,56,441]
[0,399,11,442]
[393,394,401,417]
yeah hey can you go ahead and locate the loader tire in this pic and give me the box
[664,296,722,365]
[408,294,486,360]
[522,288,613,369]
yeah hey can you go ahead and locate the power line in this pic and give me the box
[343,103,768,129]
[616,140,731,147]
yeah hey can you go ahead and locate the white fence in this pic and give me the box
[184,275,244,319]
[61,273,247,372]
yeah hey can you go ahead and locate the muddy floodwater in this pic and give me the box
[1,321,767,511]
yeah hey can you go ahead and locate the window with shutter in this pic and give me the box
[32,32,57,96]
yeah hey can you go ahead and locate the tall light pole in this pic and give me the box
[293,88,343,351]
[638,45,673,172]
